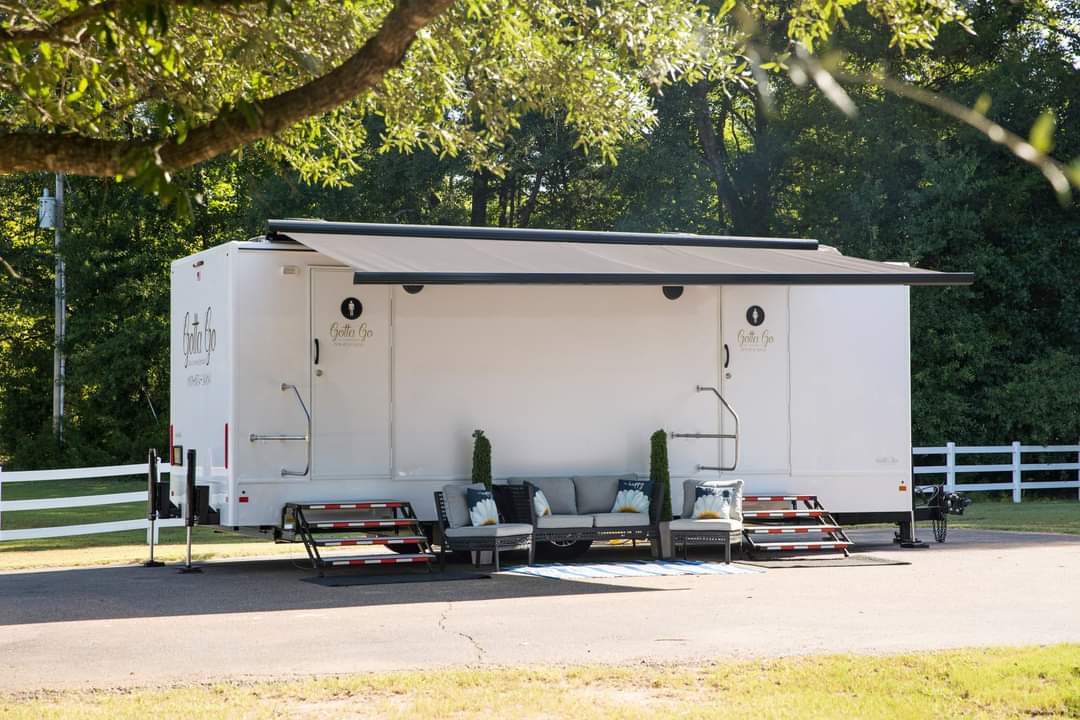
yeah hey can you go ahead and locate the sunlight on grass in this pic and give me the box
[3,646,1078,719]
[952,499,1080,535]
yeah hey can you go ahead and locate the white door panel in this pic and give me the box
[720,286,790,474]
[310,269,391,478]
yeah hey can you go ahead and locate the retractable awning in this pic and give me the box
[267,220,973,286]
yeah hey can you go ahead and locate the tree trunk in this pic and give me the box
[692,81,782,236]
[517,169,544,227]
[470,170,491,227]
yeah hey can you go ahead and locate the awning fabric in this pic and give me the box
[267,220,973,286]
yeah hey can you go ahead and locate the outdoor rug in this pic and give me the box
[739,555,909,569]
[502,560,763,580]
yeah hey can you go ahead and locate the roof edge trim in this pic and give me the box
[352,271,975,287]
[269,220,818,250]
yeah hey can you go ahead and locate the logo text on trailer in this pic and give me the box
[183,307,216,368]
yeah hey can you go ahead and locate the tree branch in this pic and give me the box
[0,0,456,176]
[693,81,751,232]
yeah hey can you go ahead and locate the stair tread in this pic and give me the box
[292,500,410,510]
[315,536,426,546]
[742,510,826,518]
[319,553,435,566]
[307,518,417,529]
[744,525,842,533]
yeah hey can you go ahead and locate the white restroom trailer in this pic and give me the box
[169,220,972,538]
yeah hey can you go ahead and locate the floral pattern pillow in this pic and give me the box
[692,484,736,519]
[533,489,552,518]
[610,478,653,514]
[467,488,499,526]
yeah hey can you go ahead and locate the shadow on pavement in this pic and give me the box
[0,551,674,627]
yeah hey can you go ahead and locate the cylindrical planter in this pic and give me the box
[654,521,674,560]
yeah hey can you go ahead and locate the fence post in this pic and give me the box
[945,442,956,492]
[0,465,4,537]
[1012,441,1022,504]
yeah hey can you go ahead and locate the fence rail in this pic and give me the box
[0,461,185,542]
[913,442,1080,503]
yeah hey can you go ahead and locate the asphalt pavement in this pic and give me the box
[0,528,1077,691]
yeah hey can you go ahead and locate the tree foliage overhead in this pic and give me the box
[0,0,987,190]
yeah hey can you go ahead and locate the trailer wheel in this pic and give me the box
[537,539,593,561]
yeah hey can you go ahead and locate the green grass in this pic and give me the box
[2,646,1078,719]
[951,498,1080,535]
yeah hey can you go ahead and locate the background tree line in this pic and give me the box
[0,1,1077,469]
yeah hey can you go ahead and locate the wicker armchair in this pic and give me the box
[433,488,533,571]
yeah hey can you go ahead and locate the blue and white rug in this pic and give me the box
[502,560,762,580]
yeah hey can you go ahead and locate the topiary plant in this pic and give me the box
[472,429,492,489]
[650,429,672,522]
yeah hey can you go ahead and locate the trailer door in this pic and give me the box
[310,268,392,479]
[720,286,791,476]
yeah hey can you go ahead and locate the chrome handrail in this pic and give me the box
[670,385,740,472]
[249,383,311,477]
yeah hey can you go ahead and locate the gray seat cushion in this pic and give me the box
[573,474,635,514]
[669,518,742,532]
[592,512,650,528]
[507,477,577,515]
[442,483,486,528]
[537,514,593,529]
[682,479,744,519]
[445,523,533,538]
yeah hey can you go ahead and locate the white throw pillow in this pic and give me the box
[533,489,552,517]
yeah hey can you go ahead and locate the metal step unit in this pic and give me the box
[282,500,435,576]
[742,494,854,559]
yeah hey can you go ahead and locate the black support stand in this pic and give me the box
[178,448,203,574]
[143,449,165,567]
[894,519,929,549]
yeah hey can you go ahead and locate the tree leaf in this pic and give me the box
[1029,110,1055,154]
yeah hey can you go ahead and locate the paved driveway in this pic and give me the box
[1,529,1077,691]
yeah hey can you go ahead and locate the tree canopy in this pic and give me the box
[0,0,999,188]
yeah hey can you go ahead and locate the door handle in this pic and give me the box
[313,338,320,365]
[723,343,730,369]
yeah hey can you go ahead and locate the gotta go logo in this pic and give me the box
[182,307,217,368]
[329,321,374,346]
[736,328,774,351]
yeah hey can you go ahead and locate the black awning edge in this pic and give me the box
[353,271,975,287]
[268,219,818,251]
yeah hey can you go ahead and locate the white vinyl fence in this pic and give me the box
[0,461,185,543]
[913,442,1080,503]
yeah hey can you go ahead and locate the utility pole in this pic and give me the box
[39,174,66,444]
[53,173,65,444]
